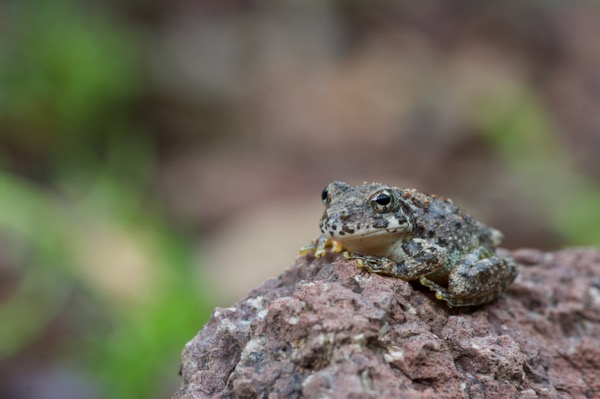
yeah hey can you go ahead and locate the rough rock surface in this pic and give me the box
[173,248,600,399]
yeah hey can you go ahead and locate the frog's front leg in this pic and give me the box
[300,235,344,258]
[420,248,518,307]
[345,238,447,281]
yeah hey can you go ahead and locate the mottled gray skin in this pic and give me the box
[312,181,518,307]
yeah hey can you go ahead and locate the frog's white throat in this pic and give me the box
[333,230,410,259]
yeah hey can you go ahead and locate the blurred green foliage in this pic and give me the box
[0,0,142,173]
[478,88,600,245]
[0,0,214,398]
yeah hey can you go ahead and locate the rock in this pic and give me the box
[172,248,600,398]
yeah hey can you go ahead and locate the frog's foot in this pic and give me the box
[344,252,398,275]
[419,277,471,307]
[299,235,343,258]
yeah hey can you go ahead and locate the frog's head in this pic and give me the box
[319,181,414,250]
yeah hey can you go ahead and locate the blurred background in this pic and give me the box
[1,0,599,397]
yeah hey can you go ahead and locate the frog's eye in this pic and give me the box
[369,190,395,213]
[321,186,330,206]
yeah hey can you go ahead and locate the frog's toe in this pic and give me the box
[419,277,457,306]
[299,243,317,255]
[342,251,369,267]
[419,276,445,296]
[330,240,343,253]
[301,236,345,258]
[349,255,395,274]
[314,248,327,258]
[343,252,369,264]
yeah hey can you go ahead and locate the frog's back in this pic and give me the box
[403,190,499,253]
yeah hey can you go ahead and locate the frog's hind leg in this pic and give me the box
[419,276,506,307]
[453,256,517,296]
[435,253,517,307]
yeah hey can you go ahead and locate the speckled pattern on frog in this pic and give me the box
[302,181,518,306]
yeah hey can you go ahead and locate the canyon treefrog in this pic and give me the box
[301,181,518,307]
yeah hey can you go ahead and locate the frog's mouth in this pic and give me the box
[320,217,412,240]
[329,228,408,239]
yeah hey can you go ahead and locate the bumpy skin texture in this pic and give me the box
[304,181,517,306]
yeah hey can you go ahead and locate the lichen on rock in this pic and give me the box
[172,248,600,398]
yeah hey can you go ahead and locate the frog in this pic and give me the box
[300,181,518,307]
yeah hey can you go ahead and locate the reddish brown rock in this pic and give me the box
[172,248,600,398]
